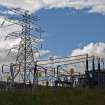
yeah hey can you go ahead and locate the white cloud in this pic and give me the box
[0,0,104,14]
[39,50,50,56]
[67,42,105,73]
[0,0,43,13]
[0,38,21,65]
[34,50,50,58]
[0,17,21,63]
[42,0,105,15]
[71,42,105,58]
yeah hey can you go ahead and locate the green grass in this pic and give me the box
[0,87,105,105]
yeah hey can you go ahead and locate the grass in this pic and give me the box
[0,87,105,105]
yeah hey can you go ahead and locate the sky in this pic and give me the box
[0,0,105,65]
[36,8,105,56]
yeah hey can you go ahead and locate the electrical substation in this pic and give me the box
[0,8,105,91]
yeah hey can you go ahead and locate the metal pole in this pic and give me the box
[98,58,100,72]
[86,54,89,72]
[33,61,37,88]
[85,54,89,87]
[92,56,95,71]
[10,63,14,89]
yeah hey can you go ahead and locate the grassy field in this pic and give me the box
[0,87,105,105]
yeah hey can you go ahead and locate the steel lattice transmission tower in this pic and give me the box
[4,8,44,86]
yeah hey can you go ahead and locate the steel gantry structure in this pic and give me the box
[0,8,44,88]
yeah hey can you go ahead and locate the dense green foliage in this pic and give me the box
[0,87,105,105]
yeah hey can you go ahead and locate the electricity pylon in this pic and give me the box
[3,8,44,86]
